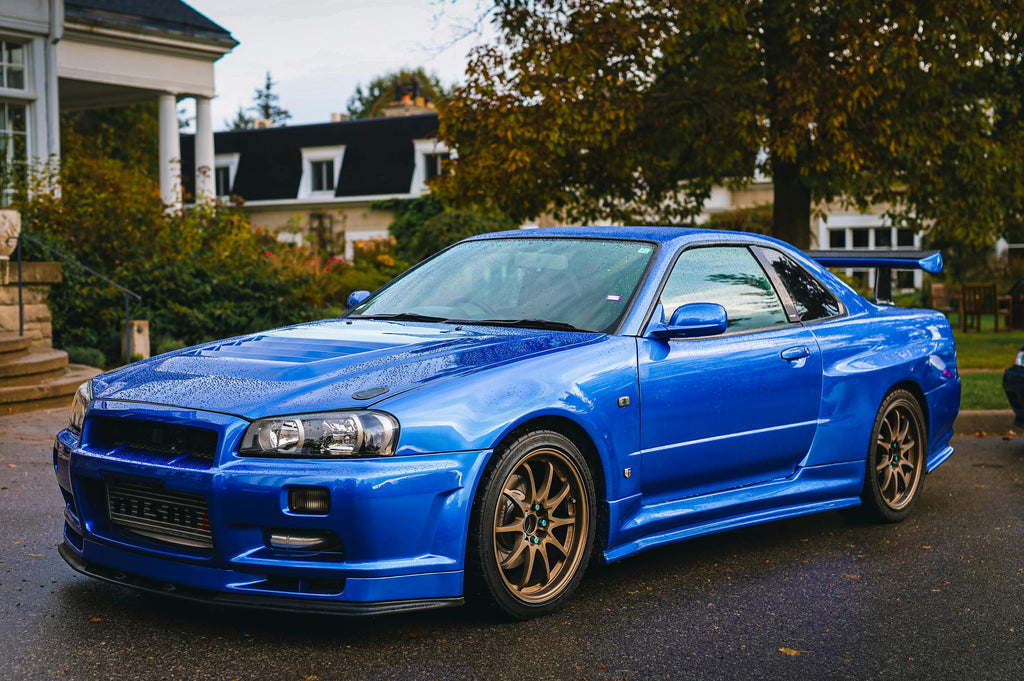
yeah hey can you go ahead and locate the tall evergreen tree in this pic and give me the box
[250,71,291,126]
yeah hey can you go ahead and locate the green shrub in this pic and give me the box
[152,336,187,356]
[14,148,406,363]
[63,346,107,369]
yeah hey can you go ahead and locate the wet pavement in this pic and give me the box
[2,407,1022,680]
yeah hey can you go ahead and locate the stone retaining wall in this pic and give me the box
[0,262,61,349]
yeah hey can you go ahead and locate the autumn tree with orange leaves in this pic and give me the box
[438,1,1024,250]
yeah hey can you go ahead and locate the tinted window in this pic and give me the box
[757,248,842,322]
[660,246,787,333]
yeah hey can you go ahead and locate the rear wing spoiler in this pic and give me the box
[804,250,943,304]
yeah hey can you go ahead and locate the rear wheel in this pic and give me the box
[861,389,926,522]
[468,430,596,619]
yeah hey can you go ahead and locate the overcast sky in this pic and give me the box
[185,0,494,130]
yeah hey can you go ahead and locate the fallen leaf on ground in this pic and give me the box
[87,617,102,623]
[778,648,812,656]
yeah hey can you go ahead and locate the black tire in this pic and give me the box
[861,389,927,523]
[467,430,596,620]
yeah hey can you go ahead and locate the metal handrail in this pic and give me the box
[6,232,142,363]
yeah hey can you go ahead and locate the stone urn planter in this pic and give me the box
[0,208,20,286]
[0,208,19,261]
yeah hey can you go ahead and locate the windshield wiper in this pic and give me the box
[353,312,449,323]
[474,318,585,332]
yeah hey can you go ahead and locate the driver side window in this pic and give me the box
[660,246,788,333]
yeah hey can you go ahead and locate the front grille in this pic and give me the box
[106,479,213,548]
[89,417,218,461]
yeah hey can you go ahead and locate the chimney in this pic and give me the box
[254,118,273,129]
[331,113,350,123]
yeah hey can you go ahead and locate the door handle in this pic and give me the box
[781,346,811,361]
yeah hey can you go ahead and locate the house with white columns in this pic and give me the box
[1,0,235,207]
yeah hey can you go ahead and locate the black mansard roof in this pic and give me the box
[65,1,235,45]
[180,114,441,202]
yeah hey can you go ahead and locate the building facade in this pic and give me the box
[0,0,235,206]
[180,112,449,261]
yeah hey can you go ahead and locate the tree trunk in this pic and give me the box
[772,160,812,249]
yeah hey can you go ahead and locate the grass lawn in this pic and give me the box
[937,312,1019,409]
[959,372,1010,410]
[951,323,1022,370]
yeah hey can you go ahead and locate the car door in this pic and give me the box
[638,244,823,504]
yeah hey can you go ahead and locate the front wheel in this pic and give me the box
[468,430,596,619]
[861,389,927,523]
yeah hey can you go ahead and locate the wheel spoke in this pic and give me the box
[546,514,575,530]
[895,411,910,443]
[518,544,537,587]
[502,488,527,514]
[875,454,891,473]
[878,465,894,496]
[545,483,570,511]
[535,544,553,581]
[496,516,525,534]
[500,539,529,570]
[544,532,570,560]
[537,460,555,505]
[521,464,539,505]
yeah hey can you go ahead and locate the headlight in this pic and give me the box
[1016,351,1024,367]
[239,411,399,458]
[69,380,93,433]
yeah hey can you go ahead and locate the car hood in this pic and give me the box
[92,320,601,419]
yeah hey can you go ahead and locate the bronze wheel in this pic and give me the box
[470,430,596,619]
[862,390,926,522]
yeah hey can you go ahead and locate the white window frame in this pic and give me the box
[298,146,344,199]
[819,213,923,291]
[411,139,450,194]
[0,34,39,206]
[213,152,239,199]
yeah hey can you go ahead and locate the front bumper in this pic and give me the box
[54,401,490,614]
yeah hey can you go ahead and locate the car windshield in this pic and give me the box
[350,237,656,333]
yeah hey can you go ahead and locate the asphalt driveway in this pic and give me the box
[2,407,1021,680]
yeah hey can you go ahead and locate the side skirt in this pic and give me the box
[602,460,863,564]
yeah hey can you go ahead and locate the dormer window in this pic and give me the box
[411,139,451,194]
[425,152,449,180]
[311,160,335,192]
[299,146,344,199]
[213,153,240,199]
[214,166,231,196]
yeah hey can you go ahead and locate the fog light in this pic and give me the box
[287,486,330,514]
[269,530,343,552]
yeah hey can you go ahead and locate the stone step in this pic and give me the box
[0,348,69,381]
[0,364,101,415]
[0,334,32,362]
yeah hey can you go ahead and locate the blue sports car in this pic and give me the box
[54,226,960,619]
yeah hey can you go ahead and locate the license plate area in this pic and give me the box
[106,479,213,549]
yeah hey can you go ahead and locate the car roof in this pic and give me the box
[462,225,786,250]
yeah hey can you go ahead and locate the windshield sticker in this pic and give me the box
[638,246,653,254]
[606,295,621,301]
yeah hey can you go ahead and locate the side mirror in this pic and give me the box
[347,290,371,310]
[647,302,728,339]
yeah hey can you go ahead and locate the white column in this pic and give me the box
[158,93,182,210]
[194,96,215,203]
